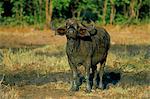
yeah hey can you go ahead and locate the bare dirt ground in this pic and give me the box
[0,25,150,99]
[0,24,150,47]
[0,27,66,48]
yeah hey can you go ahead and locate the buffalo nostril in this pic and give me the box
[70,31,74,33]
[68,30,74,34]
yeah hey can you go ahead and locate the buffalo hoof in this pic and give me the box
[70,86,79,92]
[85,86,92,93]
[98,84,104,90]
[93,85,98,90]
[85,89,92,93]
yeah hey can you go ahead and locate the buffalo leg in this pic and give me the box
[92,66,98,89]
[69,62,79,91]
[85,66,91,92]
[98,61,105,89]
[70,67,79,91]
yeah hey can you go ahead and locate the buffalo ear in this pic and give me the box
[55,27,66,35]
[88,28,97,36]
[84,25,97,36]
[78,28,90,37]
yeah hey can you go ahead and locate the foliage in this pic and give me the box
[0,2,4,24]
[0,0,149,26]
[53,0,71,17]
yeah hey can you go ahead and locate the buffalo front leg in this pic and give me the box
[85,65,91,92]
[69,62,79,91]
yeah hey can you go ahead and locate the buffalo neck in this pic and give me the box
[66,38,80,53]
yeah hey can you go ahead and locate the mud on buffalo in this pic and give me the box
[55,19,110,92]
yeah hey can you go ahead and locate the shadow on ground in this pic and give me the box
[110,44,150,59]
[1,70,149,89]
[1,71,121,89]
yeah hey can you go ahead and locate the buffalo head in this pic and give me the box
[56,19,96,39]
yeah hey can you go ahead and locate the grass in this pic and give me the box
[0,24,150,98]
[0,45,69,74]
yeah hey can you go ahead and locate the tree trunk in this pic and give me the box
[34,8,37,25]
[123,4,128,17]
[77,9,81,19]
[49,0,53,28]
[129,0,136,20]
[110,0,116,24]
[102,0,108,25]
[20,3,23,24]
[136,0,142,20]
[46,0,49,27]
[46,0,52,28]
[39,0,42,23]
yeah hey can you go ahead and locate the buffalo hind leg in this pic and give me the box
[92,66,98,89]
[98,61,105,89]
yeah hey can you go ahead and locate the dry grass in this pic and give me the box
[0,24,150,98]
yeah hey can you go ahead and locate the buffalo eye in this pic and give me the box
[79,29,86,35]
[56,28,66,35]
[78,28,91,37]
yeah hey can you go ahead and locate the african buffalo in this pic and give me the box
[56,19,110,92]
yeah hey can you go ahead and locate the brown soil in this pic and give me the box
[0,27,66,48]
[0,25,150,48]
